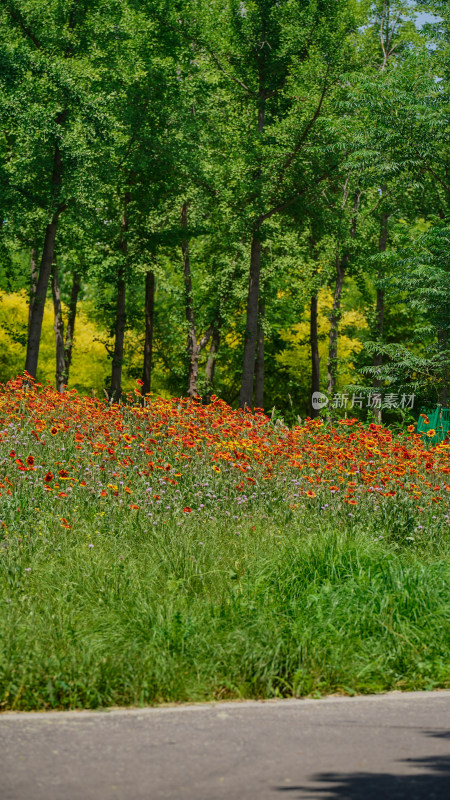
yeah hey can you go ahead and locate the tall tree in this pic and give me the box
[0,0,120,379]
[184,0,360,407]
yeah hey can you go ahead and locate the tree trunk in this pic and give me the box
[110,194,129,402]
[63,271,81,383]
[239,234,262,409]
[142,269,155,397]
[239,68,266,411]
[310,292,320,417]
[181,202,200,398]
[24,137,65,379]
[373,206,389,422]
[326,189,361,397]
[204,326,220,403]
[50,258,66,393]
[25,217,59,378]
[28,248,38,336]
[110,266,126,402]
[327,252,345,396]
[254,297,265,410]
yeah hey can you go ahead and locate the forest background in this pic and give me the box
[0,0,448,420]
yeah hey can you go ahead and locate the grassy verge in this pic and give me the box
[1,516,449,710]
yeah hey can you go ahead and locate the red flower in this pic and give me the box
[26,455,35,466]
[183,507,192,513]
[136,379,144,386]
[9,450,15,458]
[44,471,54,483]
[50,427,58,435]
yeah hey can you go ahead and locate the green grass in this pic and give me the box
[1,514,449,710]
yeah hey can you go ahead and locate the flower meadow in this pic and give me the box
[1,375,449,537]
[0,375,449,710]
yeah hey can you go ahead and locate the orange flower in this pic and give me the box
[183,506,192,512]
[212,465,221,472]
[44,471,53,482]
[60,518,71,529]
[100,490,107,497]
[306,489,316,498]
[130,504,139,510]
[407,425,415,433]
[426,429,436,438]
[26,455,35,466]
[50,427,58,435]
[58,469,69,478]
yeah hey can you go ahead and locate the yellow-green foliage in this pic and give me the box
[276,288,367,390]
[0,291,112,392]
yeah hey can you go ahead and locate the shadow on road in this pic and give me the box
[274,730,450,799]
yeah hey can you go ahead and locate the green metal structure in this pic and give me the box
[416,406,450,445]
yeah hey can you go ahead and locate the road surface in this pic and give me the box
[1,691,449,799]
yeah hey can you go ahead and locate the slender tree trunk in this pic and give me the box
[25,217,59,378]
[28,248,38,336]
[142,269,155,397]
[327,252,345,395]
[181,202,200,398]
[239,71,266,411]
[326,190,361,397]
[239,234,262,409]
[25,140,64,379]
[254,297,265,410]
[110,266,126,402]
[310,292,320,417]
[373,206,389,422]
[110,194,129,402]
[51,258,66,393]
[63,271,81,383]
[204,326,220,403]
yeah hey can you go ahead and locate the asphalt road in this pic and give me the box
[1,691,449,800]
